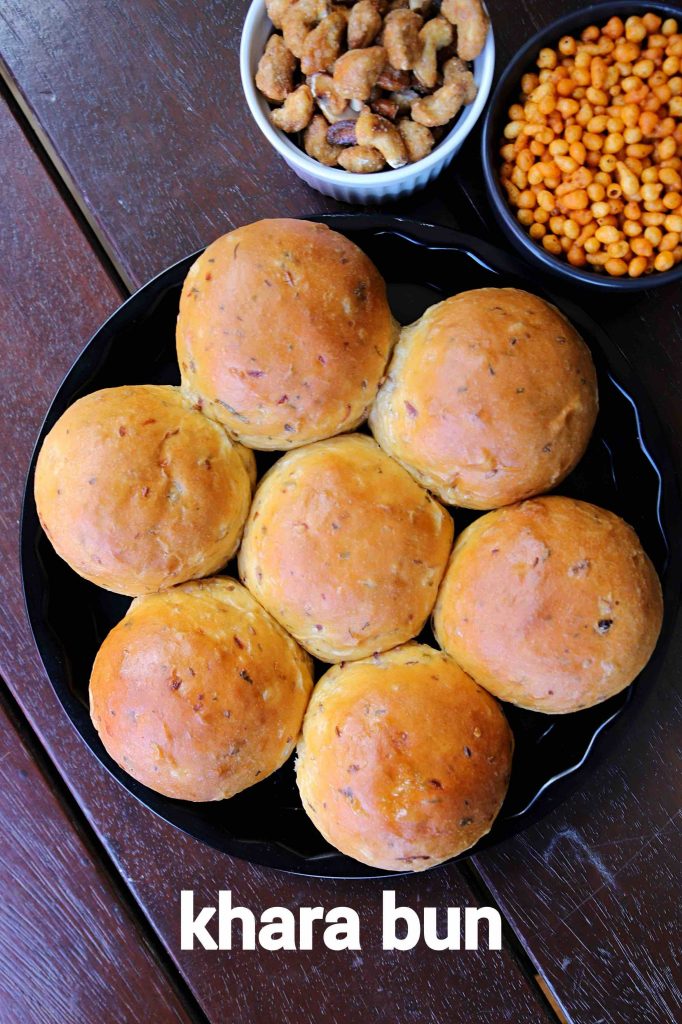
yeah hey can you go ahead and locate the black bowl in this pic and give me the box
[481,0,682,292]
[21,214,681,877]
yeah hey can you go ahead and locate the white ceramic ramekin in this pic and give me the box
[240,0,495,205]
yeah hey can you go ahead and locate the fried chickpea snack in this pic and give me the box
[500,12,682,277]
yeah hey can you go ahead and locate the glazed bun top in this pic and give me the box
[176,218,398,450]
[370,287,598,509]
[433,496,663,713]
[90,577,314,802]
[238,434,454,662]
[34,385,252,596]
[295,643,513,871]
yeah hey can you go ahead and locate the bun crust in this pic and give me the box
[370,288,598,509]
[238,434,454,661]
[296,643,513,871]
[235,441,257,489]
[177,219,398,450]
[34,385,252,596]
[433,496,663,713]
[90,577,314,801]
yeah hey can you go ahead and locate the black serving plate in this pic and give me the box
[21,215,681,878]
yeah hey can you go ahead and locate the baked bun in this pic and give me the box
[235,441,257,489]
[370,287,598,509]
[296,643,513,871]
[177,219,398,450]
[34,385,252,596]
[90,577,313,801]
[238,434,454,661]
[433,496,663,713]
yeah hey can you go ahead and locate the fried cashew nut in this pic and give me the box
[282,0,331,59]
[443,56,478,102]
[382,9,423,70]
[398,117,435,161]
[301,9,348,74]
[309,72,356,121]
[348,0,383,49]
[303,114,344,164]
[411,81,465,126]
[333,46,386,100]
[271,83,315,131]
[256,34,297,103]
[338,144,387,172]
[355,108,408,166]
[440,0,489,62]
[266,0,298,29]
[414,15,453,89]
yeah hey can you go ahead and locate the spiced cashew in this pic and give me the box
[271,83,315,131]
[355,107,408,167]
[282,0,331,59]
[309,72,355,121]
[333,46,386,100]
[303,114,344,164]
[413,16,453,90]
[300,9,348,74]
[440,0,489,61]
[398,117,435,161]
[443,56,478,102]
[382,8,423,70]
[348,0,383,49]
[266,0,298,29]
[338,144,386,172]
[256,34,297,103]
[411,81,465,126]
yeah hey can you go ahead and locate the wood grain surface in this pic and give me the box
[0,99,198,1024]
[0,689,196,1024]
[1,0,681,1021]
[0,92,554,1024]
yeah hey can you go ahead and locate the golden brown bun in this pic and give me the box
[296,643,513,871]
[235,442,257,489]
[370,288,598,509]
[433,496,663,713]
[238,434,454,661]
[34,385,252,596]
[90,577,314,801]
[177,219,398,450]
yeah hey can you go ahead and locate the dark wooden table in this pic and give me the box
[1,2,680,1022]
